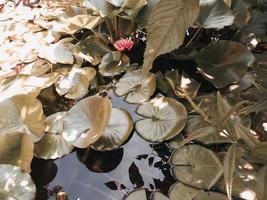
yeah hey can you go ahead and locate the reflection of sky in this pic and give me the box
[48,94,169,200]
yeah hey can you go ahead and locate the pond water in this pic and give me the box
[33,93,175,200]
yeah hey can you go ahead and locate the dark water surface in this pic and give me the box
[34,94,175,200]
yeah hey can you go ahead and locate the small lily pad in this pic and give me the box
[168,182,201,200]
[91,108,134,151]
[170,145,223,189]
[0,164,36,200]
[123,188,147,200]
[62,95,112,148]
[151,191,169,200]
[34,112,74,159]
[135,96,187,142]
[115,69,156,104]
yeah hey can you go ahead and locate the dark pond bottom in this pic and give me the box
[33,94,175,200]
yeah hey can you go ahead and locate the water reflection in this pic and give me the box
[34,94,175,200]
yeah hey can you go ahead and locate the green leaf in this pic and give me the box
[256,165,267,200]
[236,124,259,148]
[196,0,234,29]
[223,143,237,200]
[142,0,200,75]
[195,40,255,88]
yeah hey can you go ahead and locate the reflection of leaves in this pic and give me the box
[105,180,127,191]
[148,157,154,167]
[136,154,148,160]
[128,162,144,188]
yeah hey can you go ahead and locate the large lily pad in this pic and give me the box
[135,96,187,142]
[0,95,46,142]
[168,182,200,200]
[195,40,255,88]
[34,112,73,159]
[0,132,33,172]
[194,191,227,200]
[0,164,36,200]
[170,145,223,189]
[62,95,112,148]
[91,107,133,151]
[115,69,156,104]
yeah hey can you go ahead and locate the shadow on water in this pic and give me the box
[34,94,175,200]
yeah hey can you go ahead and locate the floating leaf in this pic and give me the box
[142,0,200,74]
[0,95,46,142]
[170,145,223,189]
[55,67,96,100]
[115,69,156,104]
[99,51,131,77]
[34,112,73,159]
[223,143,236,200]
[128,162,144,188]
[123,188,147,200]
[0,164,36,200]
[0,132,33,172]
[135,96,187,142]
[196,0,234,29]
[91,108,134,151]
[195,40,255,88]
[169,182,200,200]
[251,142,267,161]
[62,95,112,148]
[105,180,125,190]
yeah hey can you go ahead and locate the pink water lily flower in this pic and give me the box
[113,39,134,52]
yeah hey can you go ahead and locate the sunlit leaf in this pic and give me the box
[0,132,33,172]
[135,96,187,142]
[196,0,234,29]
[170,145,223,189]
[0,95,46,142]
[223,143,236,200]
[62,95,112,148]
[34,112,73,159]
[91,107,134,151]
[142,0,200,74]
[115,69,156,104]
[0,164,36,200]
[195,40,255,88]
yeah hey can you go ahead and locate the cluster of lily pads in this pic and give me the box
[0,0,267,199]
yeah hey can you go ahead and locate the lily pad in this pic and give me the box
[135,96,187,142]
[0,132,33,172]
[170,145,223,189]
[123,188,147,200]
[195,40,255,88]
[55,67,96,100]
[62,95,112,148]
[151,191,169,200]
[115,69,156,104]
[0,164,36,200]
[91,108,133,151]
[0,94,46,142]
[168,182,200,200]
[34,112,73,159]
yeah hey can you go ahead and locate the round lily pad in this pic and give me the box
[34,112,74,159]
[123,188,147,200]
[135,96,187,142]
[168,182,200,200]
[151,191,169,200]
[115,69,156,104]
[91,107,134,151]
[0,94,46,142]
[0,164,36,200]
[170,145,223,189]
[62,95,112,148]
